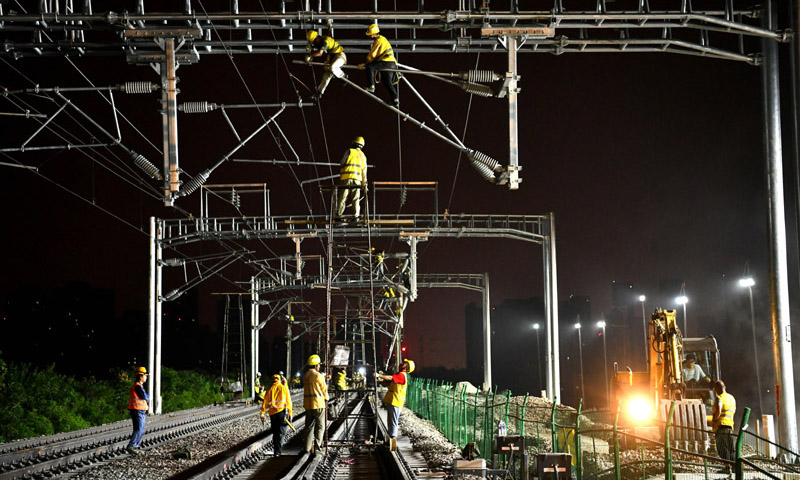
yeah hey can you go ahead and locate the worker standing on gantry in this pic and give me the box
[376,359,415,451]
[305,30,347,100]
[336,136,367,222]
[360,24,399,107]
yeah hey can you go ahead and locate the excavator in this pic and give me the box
[611,309,720,446]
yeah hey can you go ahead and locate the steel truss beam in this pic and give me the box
[0,8,786,63]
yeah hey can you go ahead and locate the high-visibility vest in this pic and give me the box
[367,35,395,63]
[322,36,343,54]
[261,382,293,417]
[335,371,347,390]
[340,148,366,183]
[714,392,736,430]
[304,368,329,410]
[383,372,408,408]
[128,382,148,411]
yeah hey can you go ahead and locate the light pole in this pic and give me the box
[739,276,764,416]
[575,322,585,401]
[533,323,543,394]
[676,294,688,336]
[598,319,609,408]
[638,294,648,367]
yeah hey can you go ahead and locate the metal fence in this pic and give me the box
[405,378,800,480]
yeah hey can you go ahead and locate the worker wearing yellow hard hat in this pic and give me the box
[303,354,328,454]
[304,29,347,99]
[126,366,150,455]
[376,358,415,451]
[336,136,367,222]
[359,23,399,107]
[260,373,293,456]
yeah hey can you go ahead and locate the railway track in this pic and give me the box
[170,392,427,480]
[0,391,438,480]
[0,398,284,480]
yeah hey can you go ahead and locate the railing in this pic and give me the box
[406,378,800,480]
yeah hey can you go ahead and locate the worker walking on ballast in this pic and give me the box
[336,136,367,221]
[302,354,329,454]
[306,30,346,99]
[360,24,399,107]
[376,359,415,451]
[260,373,293,456]
[126,367,150,455]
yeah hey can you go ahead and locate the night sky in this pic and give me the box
[1,9,797,418]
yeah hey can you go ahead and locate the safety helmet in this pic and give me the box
[366,24,380,35]
[403,359,415,373]
[135,366,149,376]
[306,30,318,42]
[353,136,365,148]
[272,374,281,382]
[257,371,262,377]
[307,354,321,366]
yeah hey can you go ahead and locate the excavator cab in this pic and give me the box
[682,336,721,408]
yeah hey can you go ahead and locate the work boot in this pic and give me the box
[365,86,375,93]
[126,446,139,455]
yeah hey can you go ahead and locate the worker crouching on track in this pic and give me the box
[126,366,149,455]
[305,30,346,99]
[376,359,415,451]
[336,136,367,222]
[360,23,399,107]
[260,373,293,456]
[303,354,329,454]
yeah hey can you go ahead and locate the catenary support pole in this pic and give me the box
[504,35,521,190]
[762,0,798,453]
[250,277,258,399]
[161,38,180,205]
[482,272,492,392]
[543,213,560,402]
[148,218,163,415]
[148,217,156,414]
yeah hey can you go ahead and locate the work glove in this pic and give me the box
[287,414,292,422]
[357,63,366,69]
[305,55,312,64]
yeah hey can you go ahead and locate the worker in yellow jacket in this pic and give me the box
[360,24,399,107]
[305,30,346,99]
[711,380,736,463]
[376,359,415,451]
[336,136,367,221]
[303,354,329,454]
[260,373,293,456]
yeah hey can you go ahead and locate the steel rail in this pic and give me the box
[0,402,232,455]
[0,402,257,480]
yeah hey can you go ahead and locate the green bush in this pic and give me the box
[0,354,223,443]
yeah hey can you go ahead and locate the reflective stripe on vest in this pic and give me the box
[718,392,736,428]
[383,372,408,408]
[128,383,148,411]
[340,148,366,182]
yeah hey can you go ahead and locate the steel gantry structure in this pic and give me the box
[147,211,560,412]
[1,0,798,452]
